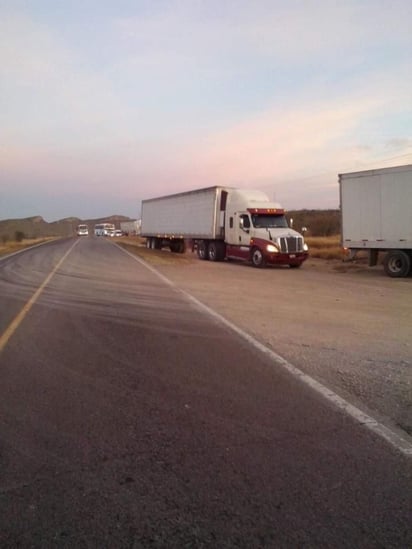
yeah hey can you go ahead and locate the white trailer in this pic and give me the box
[339,164,412,277]
[141,186,308,268]
[120,220,141,236]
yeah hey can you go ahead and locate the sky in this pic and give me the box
[1,0,411,221]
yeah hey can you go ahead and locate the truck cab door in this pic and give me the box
[226,212,251,246]
[238,214,251,246]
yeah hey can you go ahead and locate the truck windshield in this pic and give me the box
[251,214,288,229]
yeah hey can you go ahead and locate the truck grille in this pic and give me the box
[279,236,303,253]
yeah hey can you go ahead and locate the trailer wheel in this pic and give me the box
[170,240,185,253]
[251,247,265,268]
[383,251,411,278]
[197,240,209,260]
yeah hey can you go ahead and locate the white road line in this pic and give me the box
[115,243,412,457]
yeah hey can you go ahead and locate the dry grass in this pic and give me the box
[305,235,341,249]
[305,235,372,262]
[305,235,345,260]
[0,237,57,258]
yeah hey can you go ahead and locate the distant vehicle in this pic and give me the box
[114,229,123,237]
[339,164,412,277]
[141,186,308,268]
[77,224,89,236]
[94,223,115,236]
[120,220,141,236]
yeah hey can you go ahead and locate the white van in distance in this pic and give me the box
[77,224,89,236]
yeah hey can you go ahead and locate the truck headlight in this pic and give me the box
[266,244,279,253]
[303,243,308,251]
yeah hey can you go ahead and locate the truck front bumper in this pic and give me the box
[264,251,308,265]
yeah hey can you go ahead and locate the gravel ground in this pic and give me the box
[118,242,412,440]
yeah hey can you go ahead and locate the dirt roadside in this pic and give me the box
[118,241,412,441]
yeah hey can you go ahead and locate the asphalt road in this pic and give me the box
[0,237,411,548]
[145,245,412,442]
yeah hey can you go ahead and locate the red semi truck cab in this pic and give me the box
[222,190,308,268]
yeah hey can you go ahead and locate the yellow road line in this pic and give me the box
[0,239,79,353]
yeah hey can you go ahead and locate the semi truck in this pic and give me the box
[339,164,412,277]
[141,186,308,268]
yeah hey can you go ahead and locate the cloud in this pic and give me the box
[1,2,411,217]
[384,138,412,150]
[0,13,135,149]
[164,62,412,206]
[113,0,412,67]
[2,59,411,211]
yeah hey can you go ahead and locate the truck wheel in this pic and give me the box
[383,251,411,277]
[208,241,225,261]
[197,240,209,260]
[170,240,185,253]
[251,247,265,268]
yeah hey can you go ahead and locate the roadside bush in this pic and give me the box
[14,231,25,242]
[1,234,9,244]
[287,209,340,236]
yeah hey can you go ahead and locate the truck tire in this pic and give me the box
[208,241,225,261]
[251,247,265,268]
[383,250,411,278]
[170,240,185,253]
[197,240,209,260]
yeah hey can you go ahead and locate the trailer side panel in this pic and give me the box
[141,187,229,240]
[339,165,412,249]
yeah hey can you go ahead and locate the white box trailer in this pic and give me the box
[141,187,227,241]
[339,164,412,277]
[141,186,308,268]
[120,220,141,235]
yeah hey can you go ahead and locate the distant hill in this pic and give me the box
[0,215,132,240]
